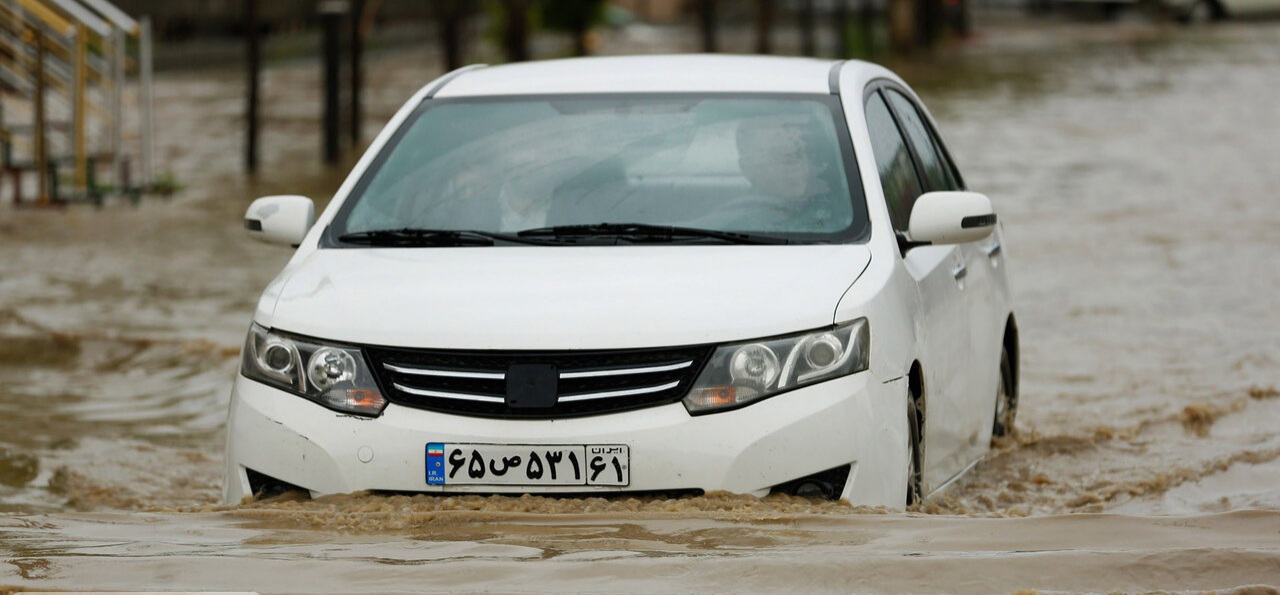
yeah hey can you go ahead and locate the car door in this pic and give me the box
[884,88,1002,468]
[864,88,973,493]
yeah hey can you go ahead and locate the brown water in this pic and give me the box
[2,16,1280,594]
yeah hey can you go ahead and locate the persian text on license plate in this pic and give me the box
[426,443,629,486]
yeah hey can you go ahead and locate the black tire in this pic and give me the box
[992,346,1018,440]
[906,390,923,508]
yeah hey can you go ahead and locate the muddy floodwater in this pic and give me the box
[2,17,1280,594]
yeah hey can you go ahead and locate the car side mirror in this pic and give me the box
[244,195,315,247]
[907,191,997,245]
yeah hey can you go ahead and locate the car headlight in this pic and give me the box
[683,319,869,414]
[241,323,388,416]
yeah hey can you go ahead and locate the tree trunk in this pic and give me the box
[859,0,876,57]
[755,0,774,54]
[437,0,466,71]
[917,0,942,49]
[570,13,590,55]
[834,0,849,57]
[244,0,259,174]
[952,0,972,37]
[888,0,917,54]
[503,0,531,62]
[699,0,717,53]
[799,0,816,56]
[349,0,364,145]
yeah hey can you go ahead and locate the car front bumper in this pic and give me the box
[223,371,909,507]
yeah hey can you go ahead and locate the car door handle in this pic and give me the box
[984,242,1002,258]
[952,263,968,281]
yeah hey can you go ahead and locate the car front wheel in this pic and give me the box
[992,346,1017,440]
[906,386,924,508]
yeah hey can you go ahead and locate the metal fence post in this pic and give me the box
[245,0,260,174]
[72,24,86,195]
[320,1,348,165]
[111,26,125,192]
[140,15,153,188]
[349,0,363,147]
[35,27,48,205]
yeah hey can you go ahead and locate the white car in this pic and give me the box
[225,55,1017,508]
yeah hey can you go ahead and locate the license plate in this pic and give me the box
[426,443,629,487]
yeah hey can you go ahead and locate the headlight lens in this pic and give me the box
[241,323,387,416]
[683,319,870,413]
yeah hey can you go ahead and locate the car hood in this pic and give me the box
[265,245,871,350]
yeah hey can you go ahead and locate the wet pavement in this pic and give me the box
[2,15,1279,594]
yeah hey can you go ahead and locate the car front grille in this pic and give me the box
[365,345,713,419]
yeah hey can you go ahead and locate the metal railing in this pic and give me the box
[0,0,152,206]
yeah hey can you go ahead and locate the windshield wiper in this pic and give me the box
[338,228,549,247]
[516,223,789,245]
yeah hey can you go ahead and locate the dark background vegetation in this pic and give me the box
[117,0,975,70]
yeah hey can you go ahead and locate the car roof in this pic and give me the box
[432,54,882,97]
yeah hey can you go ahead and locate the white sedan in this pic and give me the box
[226,54,1017,508]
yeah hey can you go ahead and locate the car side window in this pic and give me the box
[865,91,922,233]
[886,90,960,192]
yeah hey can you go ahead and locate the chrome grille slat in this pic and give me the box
[386,360,691,380]
[383,363,505,380]
[368,345,713,419]
[559,360,692,379]
[392,383,505,403]
[558,381,682,402]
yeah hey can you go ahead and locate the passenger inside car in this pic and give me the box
[691,115,850,233]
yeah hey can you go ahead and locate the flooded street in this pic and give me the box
[3,16,1280,593]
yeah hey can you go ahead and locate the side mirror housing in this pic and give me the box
[245,195,315,247]
[907,191,996,245]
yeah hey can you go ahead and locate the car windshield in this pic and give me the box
[330,94,869,244]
